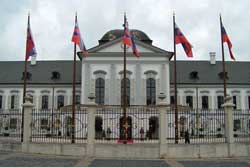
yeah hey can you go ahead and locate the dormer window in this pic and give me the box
[51,71,60,80]
[218,72,229,80]
[22,72,32,80]
[190,71,199,80]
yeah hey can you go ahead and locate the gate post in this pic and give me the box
[87,93,97,157]
[222,96,235,157]
[158,93,168,158]
[22,96,34,152]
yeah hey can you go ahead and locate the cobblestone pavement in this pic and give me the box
[0,151,250,167]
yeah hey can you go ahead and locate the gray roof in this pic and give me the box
[0,61,81,85]
[0,60,249,85]
[170,61,250,85]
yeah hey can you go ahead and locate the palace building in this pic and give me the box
[0,29,249,111]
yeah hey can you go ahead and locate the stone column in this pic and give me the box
[158,93,168,158]
[22,98,34,152]
[87,95,97,157]
[222,96,235,157]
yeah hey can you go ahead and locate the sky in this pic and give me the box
[0,0,249,61]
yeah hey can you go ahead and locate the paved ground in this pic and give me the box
[0,151,250,167]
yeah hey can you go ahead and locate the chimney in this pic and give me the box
[209,52,216,65]
[30,55,37,66]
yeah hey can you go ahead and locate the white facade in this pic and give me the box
[0,30,249,110]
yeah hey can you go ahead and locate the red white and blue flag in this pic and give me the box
[71,15,88,54]
[122,15,139,57]
[221,22,235,61]
[25,14,37,61]
[174,23,193,57]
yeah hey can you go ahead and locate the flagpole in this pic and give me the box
[21,14,30,142]
[220,14,227,100]
[71,13,77,144]
[122,13,128,144]
[173,12,179,144]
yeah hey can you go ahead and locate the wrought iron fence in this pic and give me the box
[0,109,22,142]
[95,105,159,143]
[233,109,250,143]
[166,109,226,144]
[31,107,87,143]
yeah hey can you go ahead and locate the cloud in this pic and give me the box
[0,0,249,61]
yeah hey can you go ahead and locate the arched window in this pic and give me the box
[95,78,105,105]
[76,95,81,105]
[121,78,130,106]
[146,78,156,105]
[57,95,64,109]
[41,95,49,109]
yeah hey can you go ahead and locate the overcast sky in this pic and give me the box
[0,0,249,61]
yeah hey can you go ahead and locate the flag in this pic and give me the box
[122,15,139,57]
[174,23,193,57]
[25,14,37,61]
[221,22,235,61]
[71,15,88,54]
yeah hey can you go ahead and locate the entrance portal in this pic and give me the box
[119,116,132,140]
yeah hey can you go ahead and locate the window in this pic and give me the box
[217,96,224,109]
[42,95,49,109]
[121,78,130,106]
[10,95,15,109]
[233,96,237,110]
[202,96,209,109]
[170,96,175,105]
[0,95,2,109]
[76,95,81,105]
[95,78,105,105]
[146,78,156,105]
[40,119,48,130]
[57,95,64,109]
[10,118,17,129]
[186,96,193,108]
[248,96,250,110]
[234,119,241,131]
[51,71,60,80]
